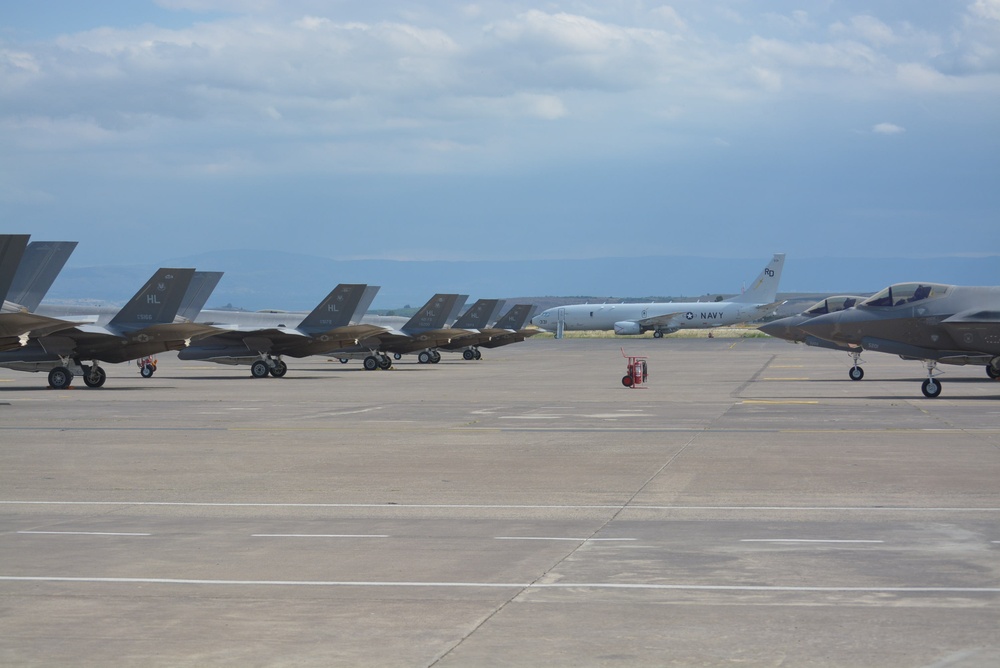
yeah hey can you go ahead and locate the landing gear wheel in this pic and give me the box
[463,349,475,361]
[417,351,431,364]
[653,330,663,339]
[339,358,349,364]
[82,366,107,388]
[849,366,864,381]
[622,375,634,387]
[251,360,270,378]
[393,353,402,360]
[987,365,1000,379]
[140,363,155,378]
[270,360,288,377]
[48,366,73,390]
[363,355,379,371]
[430,351,441,364]
[921,378,942,398]
[473,349,482,360]
[378,355,392,370]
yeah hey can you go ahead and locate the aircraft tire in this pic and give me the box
[270,361,288,377]
[474,349,482,360]
[430,351,441,363]
[82,366,107,388]
[48,366,73,390]
[363,355,379,371]
[653,331,663,339]
[921,378,942,398]
[849,366,864,381]
[378,356,392,370]
[987,365,1000,379]
[250,360,270,378]
[417,352,431,364]
[394,353,402,360]
[140,363,155,378]
[463,349,475,361]
[339,358,349,364]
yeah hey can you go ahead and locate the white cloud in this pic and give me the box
[872,122,905,134]
[969,0,1000,21]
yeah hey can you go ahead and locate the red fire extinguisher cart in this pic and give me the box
[621,348,649,388]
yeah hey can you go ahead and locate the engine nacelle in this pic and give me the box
[614,321,642,336]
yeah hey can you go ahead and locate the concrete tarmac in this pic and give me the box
[1,337,999,667]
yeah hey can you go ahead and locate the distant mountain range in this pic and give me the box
[42,250,1000,312]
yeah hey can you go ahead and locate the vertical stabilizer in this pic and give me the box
[177,271,224,321]
[0,234,31,303]
[731,253,785,304]
[297,284,369,334]
[109,268,196,332]
[353,286,380,323]
[493,304,535,330]
[403,294,461,333]
[453,299,503,330]
[8,241,77,311]
[447,295,469,326]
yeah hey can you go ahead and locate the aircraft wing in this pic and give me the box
[633,311,687,329]
[0,311,78,339]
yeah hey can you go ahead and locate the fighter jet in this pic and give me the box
[434,298,506,360]
[179,284,385,377]
[0,268,221,389]
[478,304,540,350]
[530,253,785,338]
[797,282,1000,398]
[338,293,467,369]
[758,296,870,380]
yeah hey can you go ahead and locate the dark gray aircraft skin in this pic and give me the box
[178,283,385,378]
[0,235,79,349]
[798,282,1000,398]
[0,268,221,389]
[435,298,506,360]
[339,293,467,369]
[5,240,78,312]
[758,296,869,379]
[478,304,540,350]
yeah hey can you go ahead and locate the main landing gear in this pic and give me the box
[47,361,107,389]
[250,356,288,378]
[417,351,441,364]
[363,353,393,370]
[462,348,483,361]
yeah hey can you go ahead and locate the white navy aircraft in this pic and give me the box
[530,253,785,338]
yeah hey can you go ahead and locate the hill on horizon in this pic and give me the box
[42,251,1000,311]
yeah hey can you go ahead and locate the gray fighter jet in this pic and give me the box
[758,296,869,380]
[798,282,1000,398]
[179,284,385,377]
[0,268,221,389]
[478,304,540,350]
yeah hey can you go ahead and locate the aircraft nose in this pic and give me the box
[758,319,790,340]
[798,311,850,343]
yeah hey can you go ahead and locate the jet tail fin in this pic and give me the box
[177,271,224,321]
[0,234,32,304]
[731,253,785,304]
[7,241,77,311]
[493,304,535,330]
[452,299,503,329]
[403,294,462,333]
[353,286,380,324]
[109,268,196,331]
[298,284,370,334]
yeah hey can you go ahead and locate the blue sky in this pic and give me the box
[2,1,998,267]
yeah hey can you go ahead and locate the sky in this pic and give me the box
[1,0,998,267]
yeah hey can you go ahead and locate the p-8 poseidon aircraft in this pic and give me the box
[530,253,785,338]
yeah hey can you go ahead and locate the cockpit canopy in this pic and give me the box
[804,295,863,316]
[861,283,949,308]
